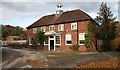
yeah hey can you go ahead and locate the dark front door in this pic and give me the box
[50,40,54,50]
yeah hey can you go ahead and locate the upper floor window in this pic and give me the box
[49,25,54,31]
[33,28,37,33]
[41,26,46,32]
[71,22,77,30]
[58,24,64,31]
[66,34,72,45]
[79,33,85,45]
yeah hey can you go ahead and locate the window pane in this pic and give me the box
[41,27,45,32]
[71,22,77,30]
[66,34,71,40]
[58,24,64,31]
[33,28,37,33]
[80,40,85,44]
[56,36,60,44]
[50,25,54,31]
[59,25,61,30]
[29,37,32,45]
[72,25,74,29]
[45,37,48,44]
[66,41,71,44]
[79,33,85,40]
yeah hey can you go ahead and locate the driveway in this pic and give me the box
[46,52,120,68]
[1,47,119,68]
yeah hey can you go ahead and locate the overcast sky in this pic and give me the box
[0,0,119,29]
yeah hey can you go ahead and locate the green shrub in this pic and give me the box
[111,38,120,51]
[70,45,79,52]
[98,41,112,52]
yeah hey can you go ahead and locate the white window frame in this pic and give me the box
[49,25,54,31]
[58,24,64,31]
[29,36,32,45]
[71,22,77,30]
[79,33,85,45]
[55,35,61,45]
[41,26,46,32]
[44,36,49,45]
[33,28,37,33]
[65,34,72,45]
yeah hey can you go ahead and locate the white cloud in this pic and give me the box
[1,0,120,2]
[0,1,119,28]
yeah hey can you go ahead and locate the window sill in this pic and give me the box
[58,30,64,31]
[44,44,49,45]
[79,44,85,45]
[71,29,77,30]
[55,44,61,45]
[71,29,77,32]
[66,44,72,45]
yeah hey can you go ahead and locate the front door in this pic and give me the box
[50,40,54,50]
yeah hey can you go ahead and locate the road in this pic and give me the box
[1,47,22,68]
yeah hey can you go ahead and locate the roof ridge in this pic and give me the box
[63,9,80,13]
[42,14,55,17]
[27,9,93,29]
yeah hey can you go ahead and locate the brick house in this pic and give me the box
[27,5,98,52]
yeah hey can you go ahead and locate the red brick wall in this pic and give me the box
[27,20,97,52]
[27,28,32,48]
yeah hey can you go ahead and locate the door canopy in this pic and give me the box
[44,31,62,36]
[44,31,56,36]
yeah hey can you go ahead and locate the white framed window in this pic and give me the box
[55,35,61,45]
[66,34,72,45]
[79,33,85,45]
[33,28,37,33]
[41,26,46,32]
[71,22,77,30]
[58,24,64,31]
[44,36,49,45]
[29,37,32,45]
[49,25,54,31]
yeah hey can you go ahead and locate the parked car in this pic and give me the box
[2,43,9,47]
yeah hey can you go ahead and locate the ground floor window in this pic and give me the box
[79,33,85,45]
[66,34,72,45]
[29,37,32,45]
[44,37,48,45]
[80,40,85,45]
[55,35,60,45]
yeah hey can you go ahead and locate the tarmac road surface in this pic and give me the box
[1,47,22,68]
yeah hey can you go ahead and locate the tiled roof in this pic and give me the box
[27,9,92,29]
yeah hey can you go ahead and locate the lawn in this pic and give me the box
[43,51,80,57]
[77,56,120,68]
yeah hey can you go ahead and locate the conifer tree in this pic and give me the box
[95,2,117,51]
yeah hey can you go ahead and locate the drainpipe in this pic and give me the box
[54,35,55,51]
[77,22,78,45]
